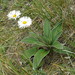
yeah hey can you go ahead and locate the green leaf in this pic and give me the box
[41,36,50,45]
[43,19,52,43]
[22,37,46,46]
[54,49,75,55]
[54,32,62,42]
[0,45,5,54]
[29,32,39,38]
[52,21,62,42]
[63,46,71,50]
[52,41,63,49]
[33,49,49,69]
[29,32,47,45]
[24,47,38,58]
[43,19,51,36]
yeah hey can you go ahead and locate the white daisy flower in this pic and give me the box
[18,16,32,28]
[7,10,21,20]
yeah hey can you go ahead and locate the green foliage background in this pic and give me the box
[0,0,75,75]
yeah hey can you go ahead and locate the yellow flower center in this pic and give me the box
[22,21,27,24]
[13,14,17,17]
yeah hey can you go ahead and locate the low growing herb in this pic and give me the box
[21,19,75,70]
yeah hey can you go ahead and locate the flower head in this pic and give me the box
[18,16,32,28]
[7,10,21,20]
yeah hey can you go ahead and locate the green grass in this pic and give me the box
[0,0,75,75]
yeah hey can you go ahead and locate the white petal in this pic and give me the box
[7,10,21,20]
[18,16,32,28]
